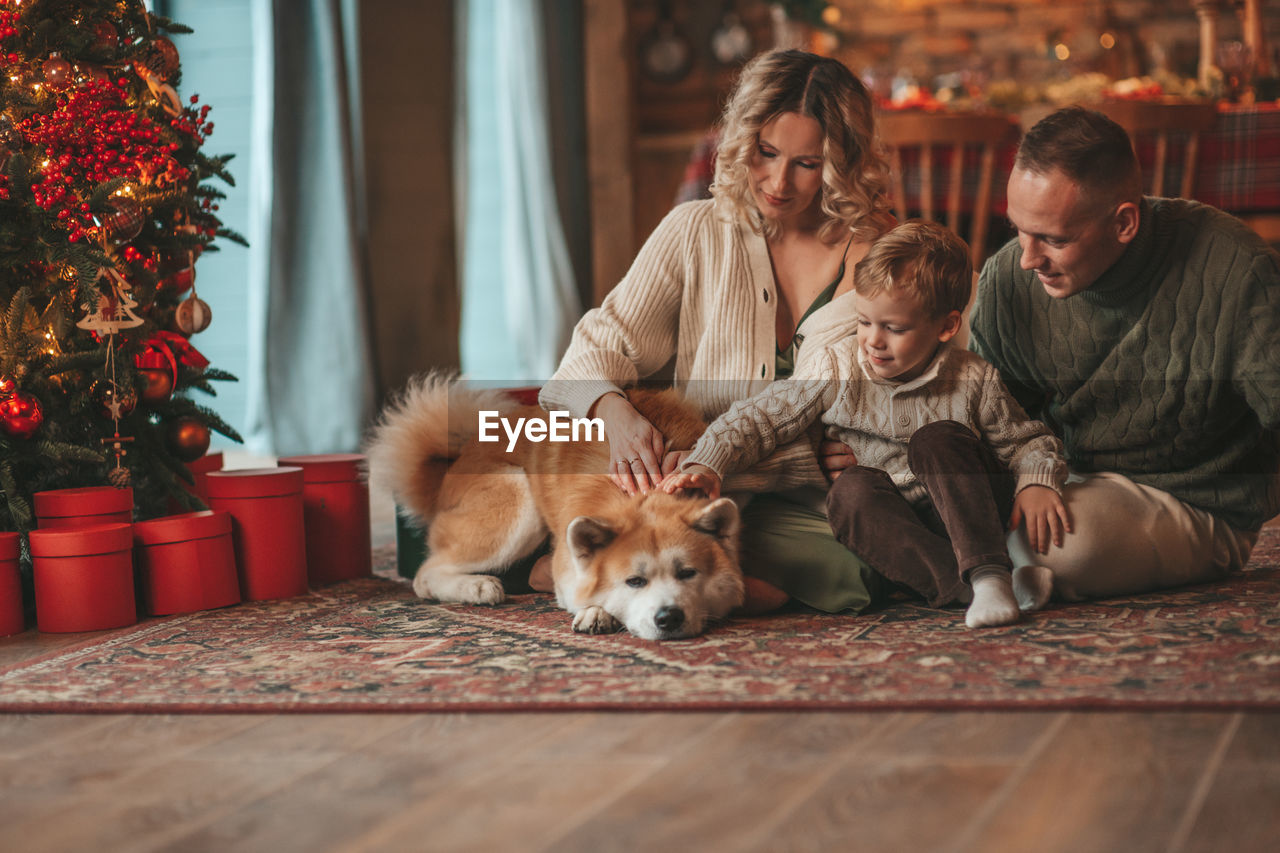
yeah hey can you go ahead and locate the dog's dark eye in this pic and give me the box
[626,576,648,588]
[675,567,698,581]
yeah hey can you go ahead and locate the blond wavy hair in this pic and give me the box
[711,49,893,244]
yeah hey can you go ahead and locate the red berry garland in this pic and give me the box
[17,76,200,241]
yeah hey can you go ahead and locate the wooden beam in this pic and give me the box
[583,0,635,306]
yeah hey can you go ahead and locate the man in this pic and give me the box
[970,106,1280,599]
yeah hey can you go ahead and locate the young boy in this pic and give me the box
[662,221,1069,627]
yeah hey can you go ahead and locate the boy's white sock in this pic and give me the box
[1012,565,1054,612]
[965,565,1021,628]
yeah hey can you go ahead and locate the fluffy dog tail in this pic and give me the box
[364,372,517,522]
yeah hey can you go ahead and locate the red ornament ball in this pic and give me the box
[138,367,174,404]
[0,376,14,397]
[102,196,145,242]
[0,391,43,439]
[168,416,211,462]
[42,54,71,89]
[92,20,118,52]
[160,265,195,295]
[175,294,212,335]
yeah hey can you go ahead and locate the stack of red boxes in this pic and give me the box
[29,487,137,632]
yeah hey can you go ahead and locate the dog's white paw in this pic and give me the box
[573,606,621,635]
[415,572,505,605]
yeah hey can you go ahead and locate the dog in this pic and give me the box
[364,374,744,640]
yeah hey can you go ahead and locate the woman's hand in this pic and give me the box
[593,392,667,495]
[660,464,722,500]
[818,439,857,482]
[1008,484,1073,554]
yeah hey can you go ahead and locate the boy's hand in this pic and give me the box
[660,464,722,500]
[660,450,690,478]
[1008,484,1072,554]
[818,439,857,482]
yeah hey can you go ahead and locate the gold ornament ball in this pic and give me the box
[175,295,212,335]
[168,416,211,462]
[146,36,181,80]
[138,367,174,404]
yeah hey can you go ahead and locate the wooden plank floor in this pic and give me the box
[2,472,1276,851]
[0,707,1276,851]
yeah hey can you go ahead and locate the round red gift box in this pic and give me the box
[29,522,137,633]
[206,467,308,601]
[34,486,133,529]
[276,454,372,586]
[185,450,224,502]
[133,510,241,615]
[0,531,23,637]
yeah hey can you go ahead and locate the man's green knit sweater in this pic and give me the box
[971,197,1280,532]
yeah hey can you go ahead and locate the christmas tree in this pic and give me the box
[0,0,245,535]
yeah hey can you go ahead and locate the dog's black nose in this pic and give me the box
[654,606,685,633]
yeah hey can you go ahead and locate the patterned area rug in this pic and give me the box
[2,530,1279,713]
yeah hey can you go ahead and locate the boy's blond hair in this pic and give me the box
[854,220,972,318]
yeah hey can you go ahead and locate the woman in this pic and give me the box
[539,49,894,612]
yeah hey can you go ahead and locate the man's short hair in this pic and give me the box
[854,220,972,318]
[1016,106,1143,205]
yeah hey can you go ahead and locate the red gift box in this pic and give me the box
[206,467,308,601]
[276,453,372,586]
[133,510,240,616]
[29,522,137,633]
[186,450,224,502]
[34,486,133,529]
[0,531,23,637]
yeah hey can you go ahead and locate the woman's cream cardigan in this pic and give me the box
[539,199,861,493]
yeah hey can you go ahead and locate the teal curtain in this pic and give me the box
[459,0,582,383]
[242,0,373,454]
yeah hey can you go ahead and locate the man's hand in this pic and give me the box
[818,439,857,482]
[660,464,722,500]
[1008,484,1072,554]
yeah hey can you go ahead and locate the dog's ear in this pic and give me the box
[567,516,617,561]
[690,497,739,543]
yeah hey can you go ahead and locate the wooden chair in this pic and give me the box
[876,111,1019,270]
[1090,99,1219,199]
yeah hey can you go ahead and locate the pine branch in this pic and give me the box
[215,227,249,247]
[45,350,106,376]
[0,461,34,532]
[195,403,243,444]
[4,286,31,341]
[33,440,107,465]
